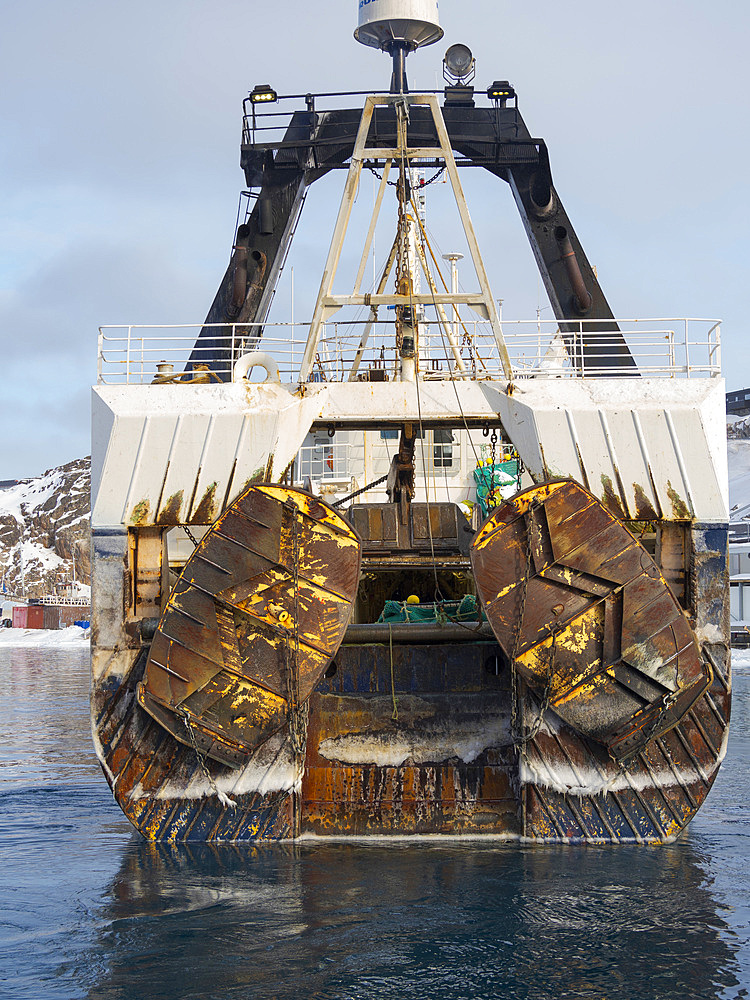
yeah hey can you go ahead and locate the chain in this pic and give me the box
[332,473,389,508]
[620,689,679,764]
[177,708,237,810]
[285,501,308,758]
[393,100,412,354]
[510,507,564,767]
[510,504,535,751]
[292,504,300,712]
[525,629,557,744]
[395,192,410,351]
[183,525,200,548]
[367,164,445,189]
[487,429,499,511]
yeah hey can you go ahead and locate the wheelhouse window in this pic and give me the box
[433,428,454,469]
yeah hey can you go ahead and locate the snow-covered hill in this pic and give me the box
[728,416,750,524]
[0,458,90,599]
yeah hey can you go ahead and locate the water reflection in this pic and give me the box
[82,836,741,1000]
[0,646,746,1000]
[0,646,99,786]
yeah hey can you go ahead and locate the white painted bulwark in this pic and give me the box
[493,377,728,522]
[91,383,320,528]
[91,375,727,529]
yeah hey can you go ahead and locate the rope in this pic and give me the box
[389,624,398,721]
[408,198,490,373]
[415,210,484,472]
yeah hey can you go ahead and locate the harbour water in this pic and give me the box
[0,644,748,1000]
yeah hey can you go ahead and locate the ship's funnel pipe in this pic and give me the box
[246,249,267,302]
[529,146,554,219]
[555,226,593,314]
[259,197,274,235]
[229,231,267,313]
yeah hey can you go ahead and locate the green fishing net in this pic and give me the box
[377,594,485,624]
[473,459,519,518]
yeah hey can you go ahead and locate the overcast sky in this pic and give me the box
[2,0,748,478]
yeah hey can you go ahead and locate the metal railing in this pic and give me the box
[37,596,91,607]
[97,318,722,385]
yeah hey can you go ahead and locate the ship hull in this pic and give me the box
[90,376,731,844]
[93,566,730,846]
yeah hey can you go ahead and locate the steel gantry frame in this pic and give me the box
[190,88,637,378]
[299,93,512,383]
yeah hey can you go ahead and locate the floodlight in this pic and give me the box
[250,84,278,104]
[487,80,516,104]
[443,44,474,83]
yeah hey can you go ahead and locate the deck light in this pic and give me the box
[443,44,475,84]
[249,84,278,104]
[443,44,476,106]
[487,80,516,105]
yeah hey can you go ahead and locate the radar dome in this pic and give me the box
[355,0,444,52]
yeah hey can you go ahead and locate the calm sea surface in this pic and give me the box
[0,645,748,1000]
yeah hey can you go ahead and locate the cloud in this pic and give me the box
[0,235,216,356]
[1,0,750,482]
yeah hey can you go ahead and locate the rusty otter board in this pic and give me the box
[137,485,361,768]
[471,481,712,762]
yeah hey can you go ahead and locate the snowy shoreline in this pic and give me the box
[0,625,90,646]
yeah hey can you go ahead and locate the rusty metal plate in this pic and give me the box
[137,485,361,768]
[471,480,711,761]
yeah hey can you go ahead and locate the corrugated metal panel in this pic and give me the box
[494,378,728,522]
[12,606,54,629]
[91,384,321,528]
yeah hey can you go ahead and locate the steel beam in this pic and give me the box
[193,96,637,376]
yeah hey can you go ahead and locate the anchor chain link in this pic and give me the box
[394,98,413,357]
[509,504,535,753]
[487,429,499,511]
[367,163,445,189]
[184,525,200,549]
[177,708,237,810]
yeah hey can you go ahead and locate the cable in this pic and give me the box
[409,197,490,374]
[394,110,443,605]
[332,473,389,508]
